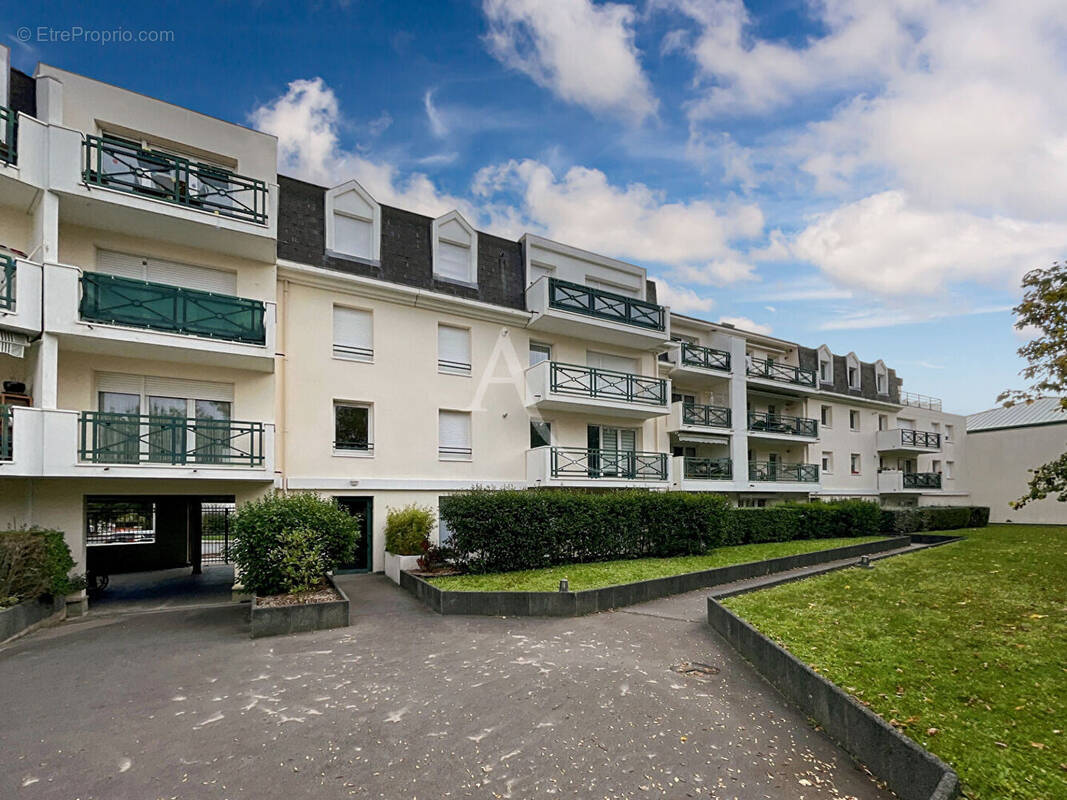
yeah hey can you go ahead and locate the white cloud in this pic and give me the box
[815,303,1013,331]
[791,191,1067,296]
[473,158,763,283]
[654,279,715,314]
[719,315,772,336]
[483,0,657,121]
[249,77,471,218]
[423,89,448,137]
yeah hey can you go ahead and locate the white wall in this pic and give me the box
[967,424,1067,524]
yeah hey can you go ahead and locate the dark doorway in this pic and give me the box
[335,496,373,573]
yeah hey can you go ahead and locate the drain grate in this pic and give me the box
[670,661,721,680]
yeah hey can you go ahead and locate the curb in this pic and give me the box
[401,536,912,617]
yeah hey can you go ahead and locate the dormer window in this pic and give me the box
[432,210,478,286]
[817,345,833,384]
[874,360,888,395]
[326,180,381,263]
[846,353,861,389]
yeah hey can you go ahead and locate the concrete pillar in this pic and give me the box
[726,334,750,488]
[28,333,58,408]
[35,74,62,126]
[0,45,9,108]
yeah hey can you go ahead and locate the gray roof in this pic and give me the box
[967,397,1067,431]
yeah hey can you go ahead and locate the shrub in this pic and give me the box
[385,504,436,556]
[880,505,990,534]
[0,528,77,606]
[231,493,360,596]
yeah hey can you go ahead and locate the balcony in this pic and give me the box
[746,357,818,392]
[525,360,670,419]
[660,341,732,380]
[878,469,942,493]
[0,258,43,336]
[0,105,16,166]
[527,445,670,488]
[747,410,818,440]
[0,405,11,461]
[876,428,941,453]
[666,401,732,435]
[748,461,819,483]
[45,264,275,371]
[0,255,13,312]
[526,276,670,349]
[900,391,942,411]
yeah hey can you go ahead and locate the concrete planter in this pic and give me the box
[384,552,422,584]
[0,595,66,644]
[249,574,350,639]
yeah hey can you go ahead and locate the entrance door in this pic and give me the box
[335,497,373,573]
[588,425,636,477]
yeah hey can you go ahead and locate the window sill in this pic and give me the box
[333,354,374,364]
[438,366,472,377]
[439,454,472,462]
[333,449,374,459]
[433,274,479,290]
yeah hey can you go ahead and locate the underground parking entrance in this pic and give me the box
[85,495,239,612]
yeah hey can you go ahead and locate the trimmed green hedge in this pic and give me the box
[439,491,884,574]
[385,504,436,556]
[880,505,990,534]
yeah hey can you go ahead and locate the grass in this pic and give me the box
[723,525,1066,800]
[427,536,886,592]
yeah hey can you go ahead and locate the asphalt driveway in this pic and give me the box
[0,574,890,799]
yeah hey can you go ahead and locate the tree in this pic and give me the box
[998,262,1067,507]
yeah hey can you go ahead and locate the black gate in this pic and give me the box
[201,503,235,565]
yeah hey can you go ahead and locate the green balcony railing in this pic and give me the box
[0,255,14,312]
[681,402,731,428]
[549,361,667,406]
[748,461,819,483]
[900,429,941,448]
[680,341,730,371]
[1,405,12,461]
[746,357,817,388]
[903,471,942,489]
[80,272,266,344]
[748,410,818,437]
[547,278,666,332]
[0,105,17,166]
[550,447,669,481]
[78,411,265,467]
[683,457,732,480]
[83,135,268,224]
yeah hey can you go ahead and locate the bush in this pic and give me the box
[384,504,436,556]
[0,528,77,606]
[439,491,881,574]
[880,505,990,534]
[231,493,361,596]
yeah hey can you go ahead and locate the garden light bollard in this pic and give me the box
[858,555,873,569]
[559,578,569,592]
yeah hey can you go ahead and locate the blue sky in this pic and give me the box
[8,0,1065,414]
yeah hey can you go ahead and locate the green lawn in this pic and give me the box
[428,536,886,592]
[724,525,1066,800]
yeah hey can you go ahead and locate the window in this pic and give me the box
[820,405,832,427]
[945,460,954,479]
[96,250,236,294]
[438,324,472,375]
[817,346,833,384]
[334,402,372,453]
[877,373,885,393]
[86,497,156,546]
[672,392,697,406]
[739,498,768,508]
[333,306,373,362]
[850,453,861,475]
[931,421,941,434]
[944,424,954,442]
[875,361,888,395]
[878,414,888,431]
[432,211,478,285]
[326,180,380,262]
[529,342,552,366]
[850,409,860,430]
[846,353,860,389]
[530,419,552,448]
[438,500,453,545]
[821,451,834,474]
[820,359,831,382]
[932,459,942,474]
[673,445,697,458]
[439,410,472,460]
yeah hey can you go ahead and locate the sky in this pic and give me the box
[6,0,1065,415]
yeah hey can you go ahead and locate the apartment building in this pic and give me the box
[0,54,971,584]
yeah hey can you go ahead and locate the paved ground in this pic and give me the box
[89,565,236,614]
[0,573,891,800]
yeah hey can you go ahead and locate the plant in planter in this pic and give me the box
[0,528,79,641]
[383,504,435,583]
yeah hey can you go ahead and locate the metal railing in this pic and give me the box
[80,272,266,344]
[900,391,942,411]
[547,278,666,331]
[0,105,17,165]
[681,402,732,428]
[748,461,819,483]
[748,410,818,437]
[903,471,942,489]
[201,503,235,564]
[679,341,730,371]
[683,457,732,480]
[78,412,266,466]
[746,357,817,387]
[0,405,11,461]
[549,361,667,406]
[335,440,374,453]
[550,447,669,480]
[0,255,14,312]
[83,135,268,224]
[900,429,941,448]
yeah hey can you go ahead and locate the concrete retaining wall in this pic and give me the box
[0,595,66,644]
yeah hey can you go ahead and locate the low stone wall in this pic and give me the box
[707,597,960,800]
[401,536,911,617]
[384,552,422,585]
[249,575,350,639]
[0,595,66,644]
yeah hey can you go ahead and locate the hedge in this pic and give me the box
[439,491,883,574]
[385,504,436,556]
[0,528,78,607]
[880,505,990,534]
